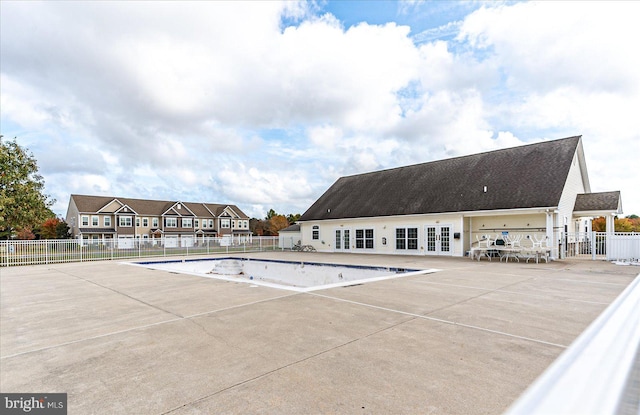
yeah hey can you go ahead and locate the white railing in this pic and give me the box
[561,232,640,261]
[505,272,640,414]
[609,232,640,262]
[0,236,282,267]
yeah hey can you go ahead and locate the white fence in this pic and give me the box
[0,236,281,267]
[561,232,640,261]
[506,272,640,414]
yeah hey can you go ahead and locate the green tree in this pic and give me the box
[0,136,55,239]
[286,213,301,224]
[266,208,278,220]
[56,220,71,239]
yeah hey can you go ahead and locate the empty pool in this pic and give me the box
[132,257,437,292]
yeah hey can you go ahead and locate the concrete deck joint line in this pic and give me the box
[160,315,418,415]
[0,293,298,360]
[308,292,568,349]
[53,269,185,318]
[413,280,612,305]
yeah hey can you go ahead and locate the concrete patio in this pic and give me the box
[1,253,638,414]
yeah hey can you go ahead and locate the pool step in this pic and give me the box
[210,259,243,275]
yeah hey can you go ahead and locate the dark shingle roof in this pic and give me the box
[574,191,621,212]
[70,195,249,219]
[280,224,301,232]
[300,136,582,221]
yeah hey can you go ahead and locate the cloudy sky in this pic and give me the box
[1,1,639,219]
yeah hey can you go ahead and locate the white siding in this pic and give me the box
[558,151,588,230]
[301,213,466,256]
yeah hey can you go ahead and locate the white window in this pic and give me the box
[142,217,149,227]
[244,220,249,228]
[221,218,231,228]
[355,229,374,249]
[182,218,192,228]
[92,216,99,226]
[152,218,159,228]
[208,219,214,228]
[136,217,140,227]
[312,225,320,240]
[396,227,418,250]
[119,216,133,227]
[165,217,177,227]
[104,216,111,227]
[195,219,199,228]
[81,215,89,226]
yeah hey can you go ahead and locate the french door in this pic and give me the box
[334,229,351,252]
[425,225,452,255]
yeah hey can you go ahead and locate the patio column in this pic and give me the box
[606,213,615,260]
[546,211,556,259]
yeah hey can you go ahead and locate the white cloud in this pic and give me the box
[307,125,342,149]
[2,1,639,218]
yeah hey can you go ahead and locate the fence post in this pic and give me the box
[591,232,596,260]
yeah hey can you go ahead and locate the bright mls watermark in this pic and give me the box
[1,394,66,415]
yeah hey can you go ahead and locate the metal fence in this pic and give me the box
[561,232,640,261]
[0,236,281,267]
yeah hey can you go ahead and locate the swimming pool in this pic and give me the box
[132,257,437,292]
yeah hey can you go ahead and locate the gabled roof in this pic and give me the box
[162,201,195,217]
[574,191,622,214]
[203,204,249,219]
[280,224,301,232]
[69,195,249,218]
[300,136,583,221]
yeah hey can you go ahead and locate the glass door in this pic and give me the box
[334,229,351,252]
[424,225,452,255]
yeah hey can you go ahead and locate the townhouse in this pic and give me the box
[65,195,251,246]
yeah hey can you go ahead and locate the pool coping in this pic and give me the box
[128,256,440,292]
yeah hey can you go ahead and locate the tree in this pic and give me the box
[16,227,36,240]
[591,215,640,232]
[0,136,55,238]
[250,210,301,236]
[286,213,301,224]
[591,217,606,232]
[38,217,60,239]
[36,217,71,239]
[269,214,290,235]
[56,220,71,239]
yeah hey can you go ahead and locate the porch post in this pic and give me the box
[546,211,555,259]
[469,216,473,257]
[606,214,614,261]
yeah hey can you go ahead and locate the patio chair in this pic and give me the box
[494,238,517,262]
[505,234,522,248]
[532,235,547,248]
[473,235,493,260]
[531,236,550,263]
